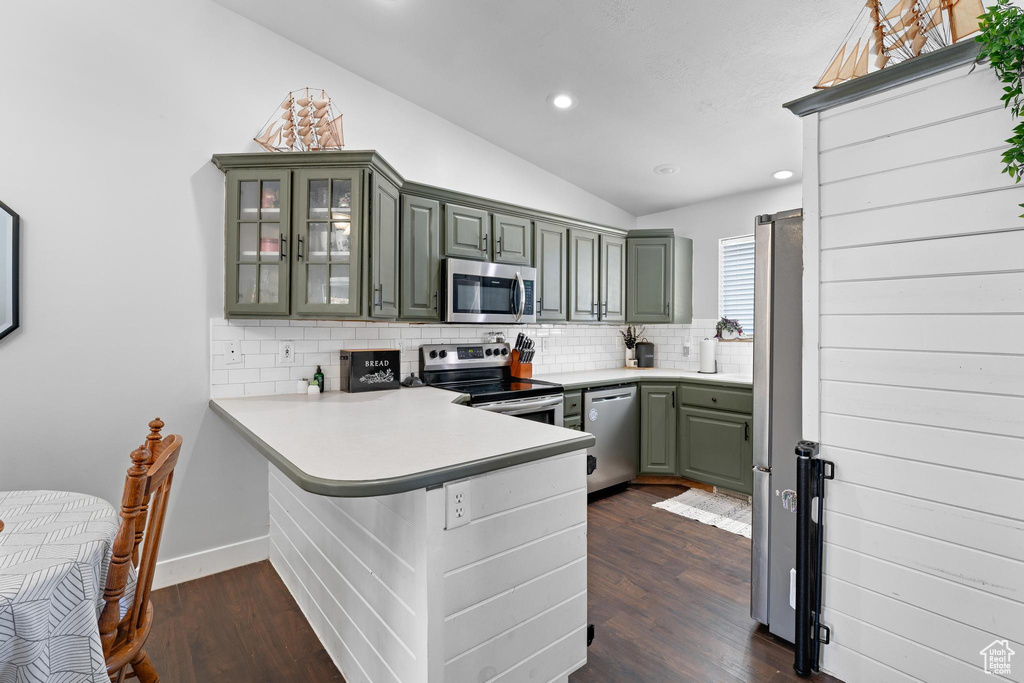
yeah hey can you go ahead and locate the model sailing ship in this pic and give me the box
[815,0,985,89]
[254,88,345,151]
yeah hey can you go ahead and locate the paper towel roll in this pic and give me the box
[699,338,718,374]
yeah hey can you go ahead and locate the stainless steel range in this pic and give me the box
[419,342,563,425]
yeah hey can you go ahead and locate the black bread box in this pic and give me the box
[339,349,401,392]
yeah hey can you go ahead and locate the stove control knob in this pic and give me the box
[485,348,492,356]
[501,348,509,356]
[439,350,448,359]
[429,350,438,359]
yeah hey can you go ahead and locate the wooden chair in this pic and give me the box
[99,418,183,683]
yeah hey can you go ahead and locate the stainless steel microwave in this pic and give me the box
[441,258,536,324]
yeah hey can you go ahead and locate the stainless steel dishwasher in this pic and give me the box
[583,385,638,493]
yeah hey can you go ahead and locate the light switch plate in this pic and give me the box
[224,341,242,365]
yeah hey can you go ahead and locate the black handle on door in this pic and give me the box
[671,391,675,408]
[433,291,438,311]
[297,235,304,260]
[280,235,286,260]
[496,237,501,255]
[745,422,750,440]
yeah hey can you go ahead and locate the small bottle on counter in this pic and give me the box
[297,378,308,394]
[306,379,320,396]
[314,365,325,393]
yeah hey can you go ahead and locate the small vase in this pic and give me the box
[721,329,738,340]
[625,348,635,366]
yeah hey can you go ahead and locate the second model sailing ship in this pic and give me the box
[815,0,985,89]
[254,88,345,152]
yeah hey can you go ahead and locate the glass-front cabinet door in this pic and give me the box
[292,168,363,316]
[225,170,291,315]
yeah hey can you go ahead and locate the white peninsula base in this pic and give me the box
[268,449,589,683]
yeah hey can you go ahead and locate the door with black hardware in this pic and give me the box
[627,236,673,323]
[225,169,292,316]
[369,173,399,318]
[444,203,489,260]
[400,195,441,320]
[678,407,753,494]
[492,213,532,266]
[535,221,567,321]
[569,228,600,322]
[599,234,626,322]
[292,168,362,316]
[639,384,677,475]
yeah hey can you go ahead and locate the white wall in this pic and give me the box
[636,184,801,319]
[0,0,633,579]
[801,63,1024,681]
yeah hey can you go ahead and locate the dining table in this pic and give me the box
[0,490,135,683]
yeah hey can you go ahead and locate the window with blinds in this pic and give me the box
[719,234,755,336]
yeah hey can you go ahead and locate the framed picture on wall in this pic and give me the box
[1,200,20,342]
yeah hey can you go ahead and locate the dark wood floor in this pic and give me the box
[148,484,839,682]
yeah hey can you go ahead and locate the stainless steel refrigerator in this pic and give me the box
[750,208,803,644]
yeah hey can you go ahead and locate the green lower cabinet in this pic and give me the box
[639,384,678,475]
[564,415,582,431]
[678,407,753,494]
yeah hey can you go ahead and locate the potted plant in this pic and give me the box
[715,317,744,340]
[620,325,645,366]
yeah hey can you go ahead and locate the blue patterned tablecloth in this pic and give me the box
[0,490,136,683]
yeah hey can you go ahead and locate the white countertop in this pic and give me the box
[535,367,753,390]
[210,387,594,497]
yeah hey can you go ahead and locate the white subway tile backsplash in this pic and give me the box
[210,318,752,398]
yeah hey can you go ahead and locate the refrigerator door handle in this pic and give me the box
[750,466,772,625]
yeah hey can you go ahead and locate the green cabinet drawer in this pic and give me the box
[564,415,582,431]
[678,384,753,414]
[678,407,752,494]
[563,390,582,417]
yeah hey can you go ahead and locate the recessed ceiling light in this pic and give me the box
[548,93,577,110]
[654,164,681,176]
[773,169,795,180]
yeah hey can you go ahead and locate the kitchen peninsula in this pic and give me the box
[211,387,595,683]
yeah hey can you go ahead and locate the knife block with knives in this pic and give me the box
[512,332,535,378]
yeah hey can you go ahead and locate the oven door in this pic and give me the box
[443,258,536,324]
[474,394,564,425]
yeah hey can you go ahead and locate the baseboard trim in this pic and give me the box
[153,534,269,590]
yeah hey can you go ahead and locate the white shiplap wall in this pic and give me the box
[803,62,1024,682]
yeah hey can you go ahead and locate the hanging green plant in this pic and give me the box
[976,0,1024,216]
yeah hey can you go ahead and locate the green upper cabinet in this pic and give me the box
[640,384,678,475]
[225,169,292,316]
[492,213,532,266]
[534,221,567,321]
[626,231,693,324]
[678,406,753,494]
[569,228,600,321]
[292,168,363,316]
[599,234,626,323]
[369,173,399,318]
[400,195,441,320]
[444,203,489,260]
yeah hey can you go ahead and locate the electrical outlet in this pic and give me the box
[279,341,296,365]
[224,340,242,365]
[444,480,471,529]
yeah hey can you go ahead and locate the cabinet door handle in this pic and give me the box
[297,235,304,260]
[602,301,608,317]
[496,237,502,255]
[665,301,669,314]
[374,285,381,308]
[280,235,287,260]
[591,302,598,315]
[711,396,717,403]
[483,232,489,253]
[671,391,675,408]
[433,291,438,311]
[744,422,750,441]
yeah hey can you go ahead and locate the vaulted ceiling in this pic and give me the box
[217,0,853,215]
